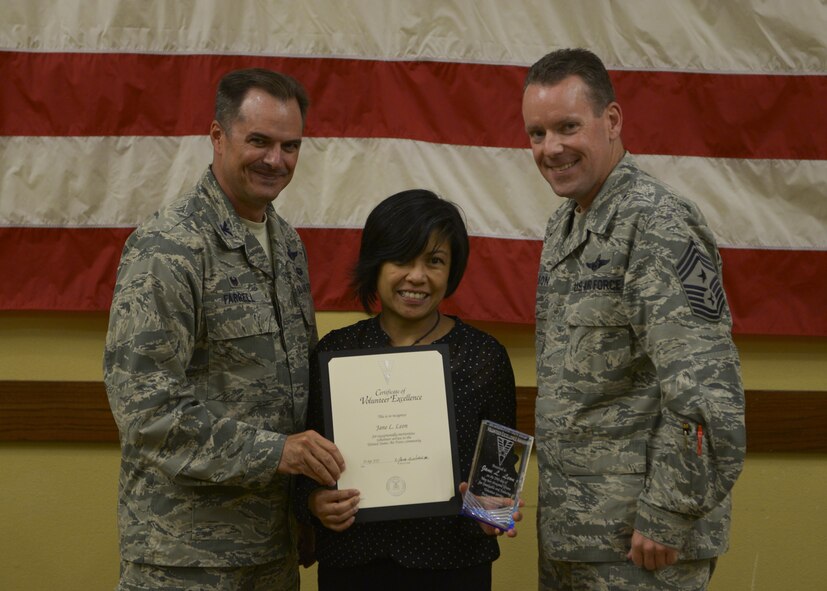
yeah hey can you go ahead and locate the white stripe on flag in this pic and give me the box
[1,1,824,73]
[2,135,825,250]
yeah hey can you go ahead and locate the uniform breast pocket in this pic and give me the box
[205,301,280,402]
[563,288,632,392]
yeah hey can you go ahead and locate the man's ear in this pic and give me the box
[209,120,224,153]
[606,101,622,140]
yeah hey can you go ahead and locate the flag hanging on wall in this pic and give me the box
[1,1,825,335]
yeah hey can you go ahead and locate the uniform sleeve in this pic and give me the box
[300,241,319,351]
[293,340,331,524]
[624,204,746,549]
[104,230,286,489]
[535,217,557,361]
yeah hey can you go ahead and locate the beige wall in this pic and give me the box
[1,311,826,590]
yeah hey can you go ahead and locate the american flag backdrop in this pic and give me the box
[1,1,825,336]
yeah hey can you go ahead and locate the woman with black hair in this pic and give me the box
[295,189,518,591]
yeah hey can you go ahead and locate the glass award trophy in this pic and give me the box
[461,420,533,530]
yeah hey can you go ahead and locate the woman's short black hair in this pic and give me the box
[352,189,470,314]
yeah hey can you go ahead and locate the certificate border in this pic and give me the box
[319,344,461,523]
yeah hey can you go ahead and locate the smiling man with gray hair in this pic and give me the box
[104,68,344,591]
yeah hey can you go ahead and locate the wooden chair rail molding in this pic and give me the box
[1,382,826,452]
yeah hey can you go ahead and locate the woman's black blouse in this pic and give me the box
[295,316,517,569]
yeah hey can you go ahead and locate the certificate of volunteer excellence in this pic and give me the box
[319,345,461,522]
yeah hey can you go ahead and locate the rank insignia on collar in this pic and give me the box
[676,240,725,321]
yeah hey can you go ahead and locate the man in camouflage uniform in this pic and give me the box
[522,49,746,589]
[104,68,345,590]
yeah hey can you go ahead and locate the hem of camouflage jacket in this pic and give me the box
[120,544,297,568]
[633,501,695,550]
[539,547,727,563]
[539,532,729,563]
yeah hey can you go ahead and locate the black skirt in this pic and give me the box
[318,558,492,591]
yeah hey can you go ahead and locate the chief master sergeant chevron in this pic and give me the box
[104,68,345,590]
[522,49,745,590]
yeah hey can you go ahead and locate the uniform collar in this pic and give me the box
[541,153,640,270]
[582,152,639,236]
[198,167,276,252]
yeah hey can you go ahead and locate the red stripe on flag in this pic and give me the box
[2,51,825,159]
[3,226,825,336]
[612,70,827,159]
[721,248,827,337]
[0,52,525,150]
[0,227,131,311]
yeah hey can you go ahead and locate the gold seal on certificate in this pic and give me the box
[461,420,533,530]
[319,345,461,522]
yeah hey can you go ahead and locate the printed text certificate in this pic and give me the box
[326,349,455,509]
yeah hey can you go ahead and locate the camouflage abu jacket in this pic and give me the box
[104,168,317,567]
[535,154,745,562]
